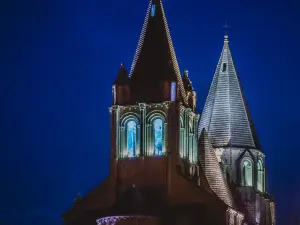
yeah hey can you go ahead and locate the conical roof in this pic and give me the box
[182,70,193,92]
[114,63,129,85]
[198,35,260,149]
[129,0,187,104]
[198,129,235,208]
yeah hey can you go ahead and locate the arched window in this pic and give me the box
[242,159,253,186]
[257,159,264,192]
[127,121,137,157]
[153,118,163,155]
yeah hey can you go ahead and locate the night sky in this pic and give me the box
[2,0,300,224]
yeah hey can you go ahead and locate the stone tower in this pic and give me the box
[61,1,275,225]
[198,35,276,225]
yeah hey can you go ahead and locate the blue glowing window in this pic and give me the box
[153,119,163,155]
[151,4,156,17]
[171,82,176,101]
[127,121,136,157]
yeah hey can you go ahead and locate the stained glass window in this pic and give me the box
[243,160,253,186]
[257,159,264,191]
[171,82,176,101]
[153,119,163,155]
[151,4,156,17]
[127,121,136,157]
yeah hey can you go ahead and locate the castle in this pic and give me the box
[62,0,276,224]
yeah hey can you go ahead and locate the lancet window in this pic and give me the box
[151,4,156,17]
[171,82,176,101]
[153,118,163,155]
[127,121,137,157]
[257,159,264,192]
[242,159,253,186]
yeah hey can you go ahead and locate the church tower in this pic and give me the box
[110,0,200,185]
[198,35,276,225]
[61,1,275,225]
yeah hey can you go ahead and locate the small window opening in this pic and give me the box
[112,85,116,104]
[171,82,176,101]
[151,5,156,17]
[222,63,227,72]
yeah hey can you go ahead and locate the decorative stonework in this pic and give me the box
[270,202,276,225]
[97,216,157,225]
[227,208,237,225]
[236,213,244,225]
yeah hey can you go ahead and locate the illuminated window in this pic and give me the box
[222,63,227,72]
[257,159,264,192]
[151,4,156,17]
[127,121,137,157]
[242,159,253,186]
[171,82,176,101]
[153,119,163,155]
[112,85,116,104]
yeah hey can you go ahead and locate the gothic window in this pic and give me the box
[127,121,137,157]
[257,159,264,192]
[242,159,253,186]
[171,82,176,101]
[151,4,156,17]
[153,118,163,155]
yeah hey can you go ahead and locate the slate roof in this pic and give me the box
[198,35,260,149]
[198,129,235,208]
[129,0,187,104]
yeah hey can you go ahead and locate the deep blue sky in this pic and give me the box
[2,0,300,224]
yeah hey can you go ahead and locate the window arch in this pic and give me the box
[242,159,253,186]
[153,118,163,155]
[257,159,264,192]
[127,121,137,157]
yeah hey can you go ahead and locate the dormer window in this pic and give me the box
[171,82,176,101]
[222,63,227,72]
[151,4,156,17]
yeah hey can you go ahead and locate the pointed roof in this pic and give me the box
[114,63,129,85]
[182,70,194,92]
[198,129,235,208]
[198,35,260,149]
[129,0,187,104]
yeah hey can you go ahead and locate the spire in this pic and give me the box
[198,129,235,208]
[182,70,194,92]
[198,35,260,149]
[129,0,187,104]
[114,63,129,85]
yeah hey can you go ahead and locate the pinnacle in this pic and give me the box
[114,63,129,85]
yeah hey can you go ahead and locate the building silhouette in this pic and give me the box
[62,0,275,224]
